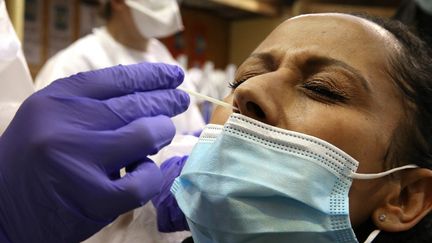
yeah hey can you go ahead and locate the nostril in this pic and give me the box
[246,101,266,119]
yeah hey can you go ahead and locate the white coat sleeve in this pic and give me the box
[0,0,34,135]
[34,51,89,90]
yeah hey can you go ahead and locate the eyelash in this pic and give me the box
[228,74,257,89]
[228,78,248,90]
[301,79,348,102]
[228,80,243,89]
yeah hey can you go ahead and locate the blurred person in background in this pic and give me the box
[1,0,195,241]
[34,0,202,242]
[35,0,204,135]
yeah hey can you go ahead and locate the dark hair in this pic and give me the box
[394,0,432,47]
[99,2,112,20]
[365,15,432,171]
[351,13,432,243]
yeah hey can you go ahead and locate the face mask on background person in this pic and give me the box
[125,0,184,39]
[172,113,418,243]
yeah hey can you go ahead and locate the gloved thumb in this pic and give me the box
[104,159,163,218]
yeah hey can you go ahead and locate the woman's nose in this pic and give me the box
[233,80,278,126]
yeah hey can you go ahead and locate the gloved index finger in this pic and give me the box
[52,62,184,99]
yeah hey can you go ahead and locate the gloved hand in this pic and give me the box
[152,156,189,232]
[0,62,189,243]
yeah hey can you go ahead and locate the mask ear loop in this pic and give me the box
[349,164,419,180]
[352,165,419,242]
[364,229,381,243]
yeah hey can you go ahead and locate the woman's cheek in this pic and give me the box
[209,95,234,125]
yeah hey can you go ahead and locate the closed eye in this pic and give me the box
[229,73,259,89]
[228,79,245,89]
[302,79,349,103]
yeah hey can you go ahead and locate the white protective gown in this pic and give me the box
[35,27,205,134]
[36,27,198,242]
[0,0,34,135]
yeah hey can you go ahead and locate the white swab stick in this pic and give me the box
[177,87,238,111]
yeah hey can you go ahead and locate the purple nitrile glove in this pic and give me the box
[152,156,189,232]
[0,62,190,243]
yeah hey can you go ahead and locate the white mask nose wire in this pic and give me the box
[350,164,419,180]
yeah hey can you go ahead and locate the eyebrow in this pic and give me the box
[248,52,371,92]
[304,56,371,92]
[248,52,278,71]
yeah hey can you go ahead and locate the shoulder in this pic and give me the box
[56,32,106,63]
[147,38,177,64]
[35,33,105,89]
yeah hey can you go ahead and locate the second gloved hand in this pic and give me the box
[0,63,189,243]
[152,156,189,232]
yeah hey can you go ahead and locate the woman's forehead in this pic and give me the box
[250,13,399,82]
[274,13,400,51]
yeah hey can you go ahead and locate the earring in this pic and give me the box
[378,214,386,222]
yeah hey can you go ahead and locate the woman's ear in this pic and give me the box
[372,168,432,232]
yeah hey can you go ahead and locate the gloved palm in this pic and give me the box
[0,63,189,242]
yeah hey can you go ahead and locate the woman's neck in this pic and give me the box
[106,18,149,52]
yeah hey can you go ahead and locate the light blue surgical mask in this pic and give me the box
[172,113,418,243]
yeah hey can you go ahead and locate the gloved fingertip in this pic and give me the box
[113,161,163,208]
[175,66,185,85]
[177,90,190,110]
[160,155,189,174]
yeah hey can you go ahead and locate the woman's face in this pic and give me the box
[210,14,403,226]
